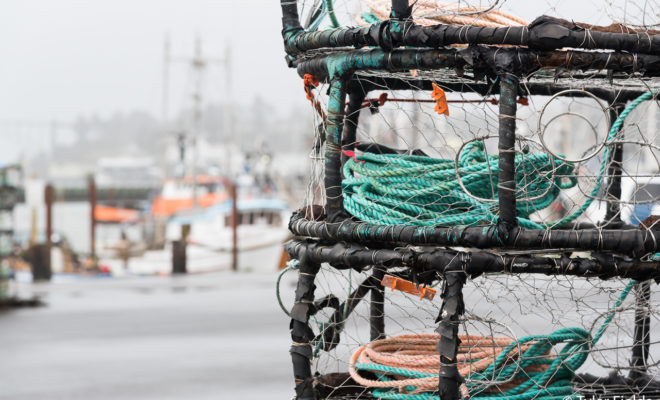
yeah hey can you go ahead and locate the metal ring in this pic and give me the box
[537,89,610,163]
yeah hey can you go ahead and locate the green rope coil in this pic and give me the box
[343,141,575,229]
[342,91,656,229]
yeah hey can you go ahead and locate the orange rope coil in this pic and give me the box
[349,333,545,396]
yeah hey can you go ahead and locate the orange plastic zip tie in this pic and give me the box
[431,83,449,116]
[381,274,436,301]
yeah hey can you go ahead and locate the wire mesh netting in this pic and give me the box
[305,73,660,230]
[285,267,660,398]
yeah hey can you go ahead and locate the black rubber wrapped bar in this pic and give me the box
[630,280,652,381]
[289,213,660,257]
[294,47,660,83]
[284,239,660,281]
[325,78,349,222]
[391,0,412,20]
[497,74,519,232]
[436,272,466,400]
[289,251,321,400]
[605,104,626,223]
[312,275,379,353]
[282,12,660,56]
[370,266,386,341]
[280,0,303,39]
[341,88,366,168]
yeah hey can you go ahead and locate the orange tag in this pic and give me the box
[381,274,436,301]
[431,83,449,116]
[303,74,320,102]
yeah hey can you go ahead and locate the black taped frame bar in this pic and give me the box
[289,254,321,400]
[605,104,626,223]
[391,0,411,18]
[284,239,660,281]
[294,47,660,83]
[370,266,386,341]
[313,275,380,353]
[497,74,518,232]
[630,280,652,381]
[436,272,466,400]
[289,213,660,257]
[341,89,366,168]
[281,13,660,56]
[280,0,302,38]
[325,79,349,222]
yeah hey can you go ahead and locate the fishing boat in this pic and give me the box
[100,173,290,275]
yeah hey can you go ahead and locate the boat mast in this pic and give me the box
[163,36,232,209]
[191,36,204,209]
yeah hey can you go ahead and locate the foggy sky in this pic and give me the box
[0,0,604,151]
[0,0,304,122]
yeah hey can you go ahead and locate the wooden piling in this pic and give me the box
[88,176,97,265]
[45,184,54,246]
[230,182,238,272]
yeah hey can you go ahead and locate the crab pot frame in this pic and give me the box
[280,0,660,398]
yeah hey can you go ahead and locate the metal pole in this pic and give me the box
[341,89,366,169]
[162,34,170,126]
[325,79,348,221]
[191,36,204,210]
[289,255,321,400]
[630,280,651,381]
[605,104,625,223]
[497,74,519,232]
[230,181,238,272]
[437,272,466,400]
[88,175,97,264]
[369,266,386,341]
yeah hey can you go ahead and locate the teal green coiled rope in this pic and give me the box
[342,91,657,229]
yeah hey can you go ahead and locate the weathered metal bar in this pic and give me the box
[437,272,466,400]
[289,212,659,257]
[281,13,660,56]
[289,252,322,400]
[325,78,349,221]
[630,280,652,381]
[294,48,660,83]
[311,275,379,353]
[497,74,519,232]
[280,0,303,39]
[370,266,386,341]
[605,104,626,223]
[341,89,366,168]
[284,239,660,281]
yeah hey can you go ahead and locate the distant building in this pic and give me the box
[95,157,162,189]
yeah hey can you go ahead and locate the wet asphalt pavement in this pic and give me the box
[0,271,297,400]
